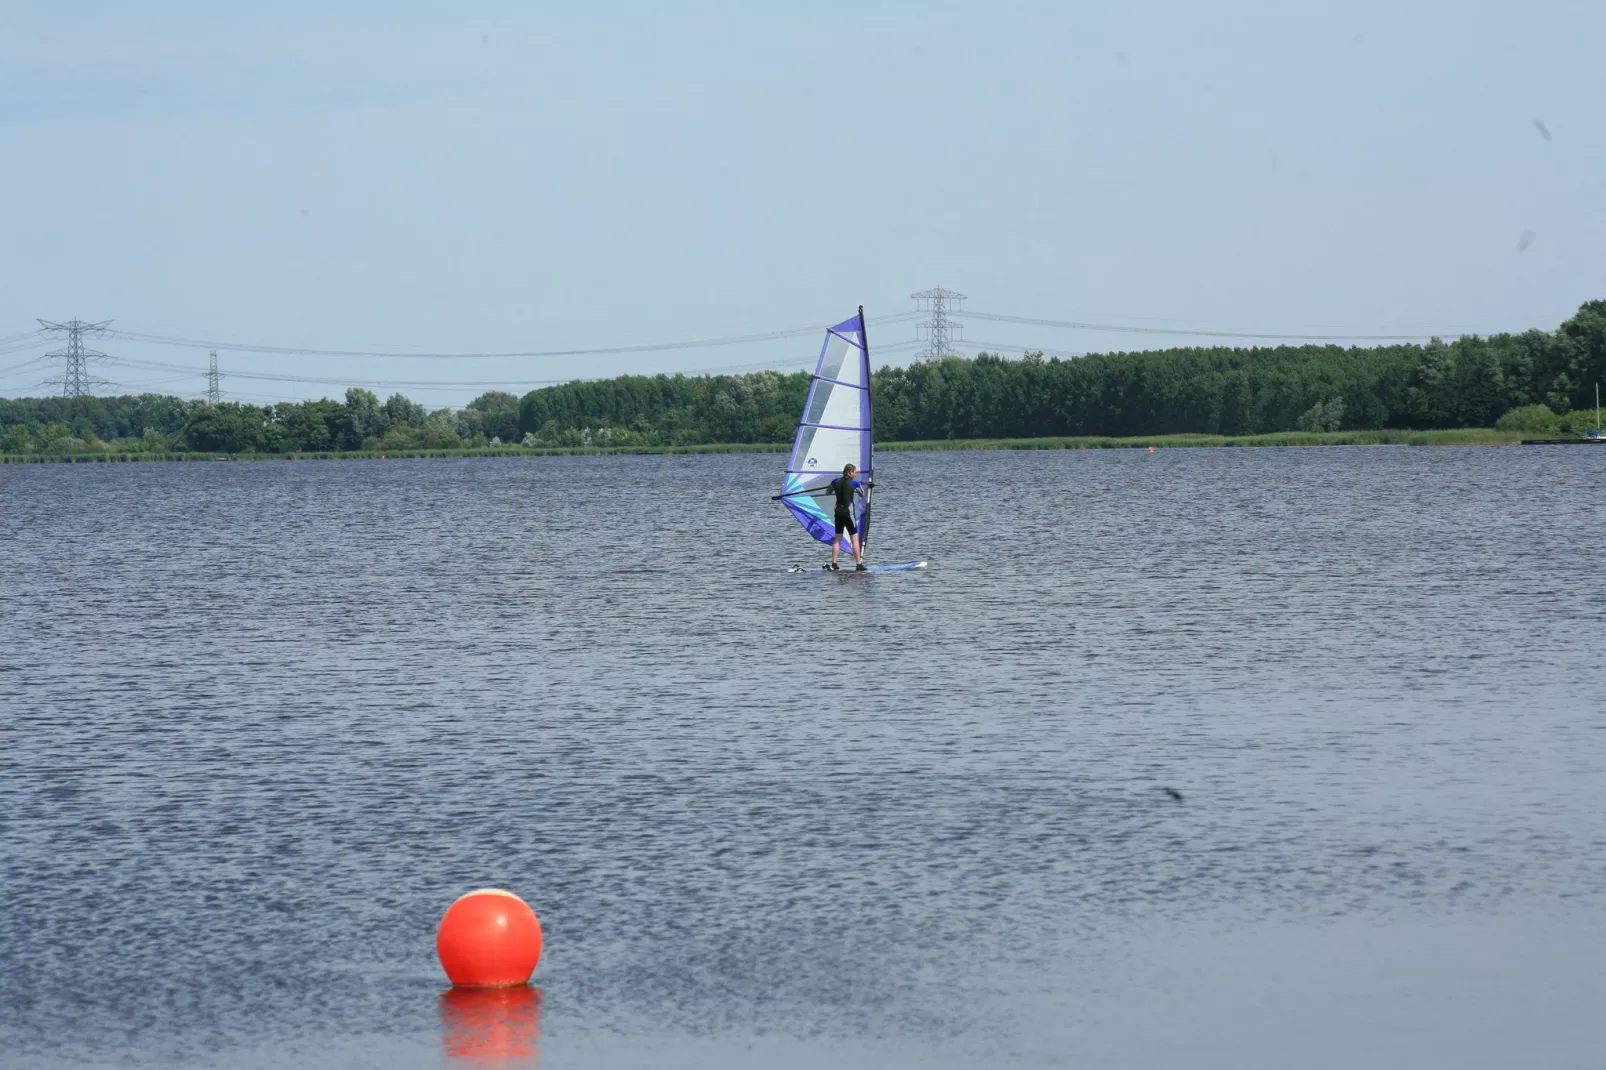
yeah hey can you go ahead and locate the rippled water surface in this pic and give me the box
[3,447,1604,1069]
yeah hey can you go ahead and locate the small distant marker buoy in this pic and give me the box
[1147,446,1156,453]
[436,888,544,987]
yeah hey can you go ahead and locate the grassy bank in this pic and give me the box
[0,442,789,463]
[0,443,800,463]
[879,428,1529,451]
[0,427,1536,463]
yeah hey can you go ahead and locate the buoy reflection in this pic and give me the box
[439,985,542,1066]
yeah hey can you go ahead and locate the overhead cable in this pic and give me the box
[103,312,923,361]
[962,310,1477,342]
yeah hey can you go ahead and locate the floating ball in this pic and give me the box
[436,888,544,987]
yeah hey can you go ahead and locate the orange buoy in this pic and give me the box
[436,888,544,987]
[1147,446,1156,453]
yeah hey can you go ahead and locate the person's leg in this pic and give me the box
[831,517,843,567]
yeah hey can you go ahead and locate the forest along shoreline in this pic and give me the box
[3,300,1603,460]
[0,428,1545,463]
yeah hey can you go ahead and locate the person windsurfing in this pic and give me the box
[827,463,868,571]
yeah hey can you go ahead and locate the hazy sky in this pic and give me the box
[2,1,1602,406]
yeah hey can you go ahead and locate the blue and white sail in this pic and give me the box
[778,308,872,551]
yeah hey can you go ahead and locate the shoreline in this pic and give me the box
[0,428,1536,463]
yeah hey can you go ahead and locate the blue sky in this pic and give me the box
[2,1,1602,405]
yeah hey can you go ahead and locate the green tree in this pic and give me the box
[468,391,522,442]
[272,399,344,452]
[1495,404,1560,432]
[1296,396,1346,432]
[413,424,463,449]
[185,403,267,453]
[382,392,426,430]
[1546,300,1606,411]
[340,388,384,449]
[36,422,71,448]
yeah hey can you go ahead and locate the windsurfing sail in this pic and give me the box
[777,307,873,552]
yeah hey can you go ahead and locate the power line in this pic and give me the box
[119,374,210,390]
[0,355,48,377]
[106,355,576,390]
[38,319,115,396]
[4,298,1505,406]
[0,337,49,358]
[960,339,1086,359]
[102,312,924,361]
[0,305,1513,376]
[911,288,966,359]
[99,339,927,394]
[962,310,1475,342]
[677,339,922,377]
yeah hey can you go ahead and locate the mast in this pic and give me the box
[860,304,873,552]
[861,305,873,470]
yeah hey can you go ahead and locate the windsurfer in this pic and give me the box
[827,463,868,571]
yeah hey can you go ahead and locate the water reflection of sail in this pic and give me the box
[438,985,542,1066]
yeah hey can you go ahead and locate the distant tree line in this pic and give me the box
[0,388,524,455]
[517,299,1606,443]
[3,301,1603,455]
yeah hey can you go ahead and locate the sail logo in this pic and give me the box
[807,457,817,466]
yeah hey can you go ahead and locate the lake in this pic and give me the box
[2,446,1603,1069]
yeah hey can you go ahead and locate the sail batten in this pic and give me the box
[779,308,872,552]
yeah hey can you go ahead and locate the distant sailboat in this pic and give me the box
[773,307,926,573]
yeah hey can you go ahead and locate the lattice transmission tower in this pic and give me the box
[206,351,223,403]
[911,287,965,359]
[38,319,114,396]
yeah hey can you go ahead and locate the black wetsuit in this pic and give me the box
[828,476,861,535]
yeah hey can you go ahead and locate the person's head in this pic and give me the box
[843,464,857,477]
